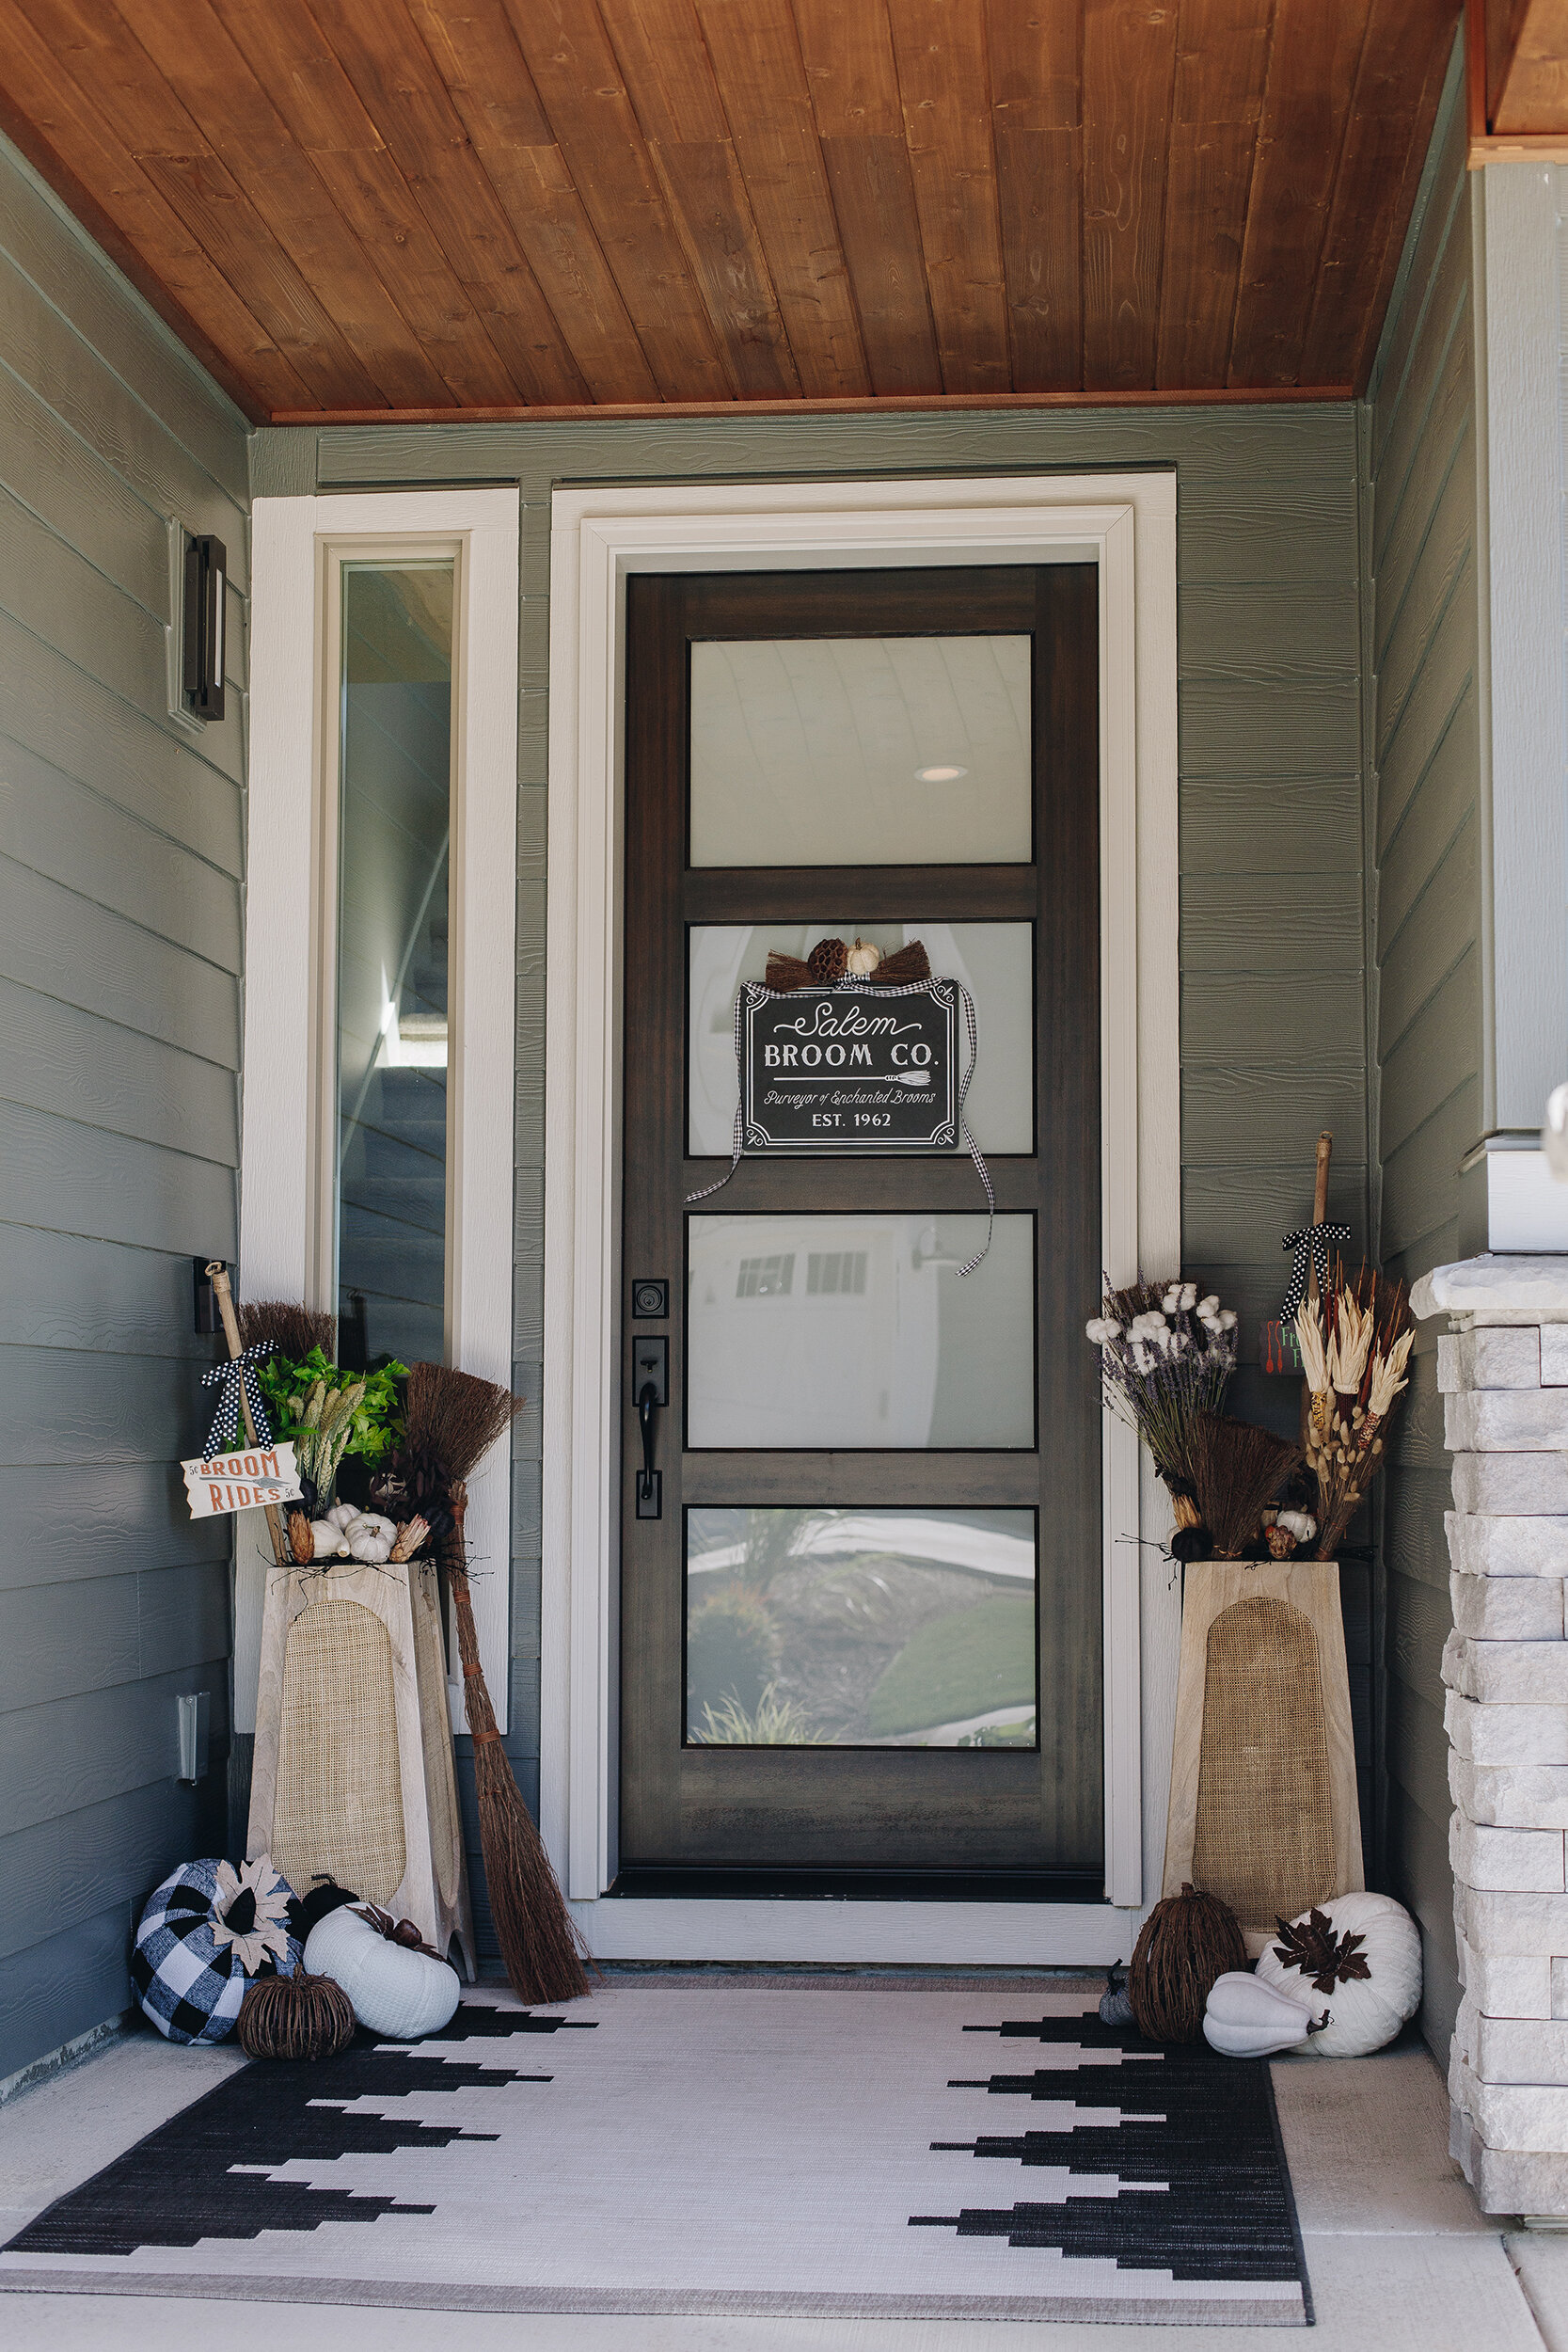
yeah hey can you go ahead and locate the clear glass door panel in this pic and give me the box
[689,922,1034,1156]
[689,637,1032,866]
[685,1506,1037,1748]
[687,1214,1035,1449]
[336,564,454,1367]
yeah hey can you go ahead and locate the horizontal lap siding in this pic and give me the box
[0,133,248,2082]
[267,383,1368,1965]
[1363,39,1477,2060]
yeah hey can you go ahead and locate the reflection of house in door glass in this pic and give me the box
[688,1216,1035,1451]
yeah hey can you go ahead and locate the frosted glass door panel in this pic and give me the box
[689,637,1032,866]
[686,1507,1037,1746]
[687,1214,1034,1449]
[689,923,1033,1156]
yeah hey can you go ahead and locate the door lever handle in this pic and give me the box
[636,1378,662,1518]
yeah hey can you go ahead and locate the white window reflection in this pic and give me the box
[687,1214,1034,1449]
[686,1506,1037,1748]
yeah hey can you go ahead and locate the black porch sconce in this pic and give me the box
[182,532,227,722]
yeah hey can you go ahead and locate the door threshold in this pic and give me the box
[606,1867,1104,1903]
[569,1891,1136,1966]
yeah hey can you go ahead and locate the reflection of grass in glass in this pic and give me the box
[867,1596,1037,1736]
[688,1587,777,1719]
[690,1682,831,1745]
[958,1714,1037,1747]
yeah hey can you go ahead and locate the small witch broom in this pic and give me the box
[403,1361,591,2004]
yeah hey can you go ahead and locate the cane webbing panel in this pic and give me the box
[272,1594,406,1907]
[1190,1596,1335,1932]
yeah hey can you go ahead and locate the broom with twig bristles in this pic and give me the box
[402,1360,591,2004]
[1187,1412,1303,1560]
[235,1298,337,1361]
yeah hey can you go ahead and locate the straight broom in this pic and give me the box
[400,1360,590,2004]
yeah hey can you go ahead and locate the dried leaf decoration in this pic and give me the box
[1272,1906,1373,1994]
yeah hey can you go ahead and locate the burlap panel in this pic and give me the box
[1190,1595,1335,1931]
[272,1594,406,1907]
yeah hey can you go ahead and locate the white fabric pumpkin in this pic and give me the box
[304,1905,459,2040]
[1255,1891,1421,2057]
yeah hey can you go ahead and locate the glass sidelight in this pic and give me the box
[333,564,455,1368]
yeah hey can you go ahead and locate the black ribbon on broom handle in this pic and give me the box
[686,974,993,1274]
[1280,1222,1352,1324]
[200,1344,277,1456]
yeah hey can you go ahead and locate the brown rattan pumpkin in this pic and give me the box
[237,1968,356,2061]
[1127,1882,1247,2042]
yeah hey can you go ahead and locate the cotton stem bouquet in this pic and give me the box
[1295,1263,1414,1558]
[1086,1279,1240,1510]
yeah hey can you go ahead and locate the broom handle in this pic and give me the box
[1307,1133,1333,1305]
[206,1262,288,1570]
[442,1486,501,1747]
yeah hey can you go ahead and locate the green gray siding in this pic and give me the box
[0,135,249,2080]
[256,396,1370,1958]
[1363,37,1479,2057]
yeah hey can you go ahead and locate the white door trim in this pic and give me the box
[544,473,1180,1963]
[238,487,519,1733]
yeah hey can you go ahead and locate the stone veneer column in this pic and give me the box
[1413,1256,1568,2215]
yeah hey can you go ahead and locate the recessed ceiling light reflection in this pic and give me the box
[914,764,968,783]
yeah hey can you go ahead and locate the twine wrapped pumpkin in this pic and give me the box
[237,1968,356,2061]
[1128,1882,1247,2042]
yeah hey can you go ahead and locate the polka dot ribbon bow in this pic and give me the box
[200,1343,277,1456]
[1279,1222,1352,1325]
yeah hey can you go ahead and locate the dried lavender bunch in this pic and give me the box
[1086,1278,1239,1495]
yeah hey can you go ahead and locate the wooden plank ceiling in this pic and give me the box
[0,0,1461,424]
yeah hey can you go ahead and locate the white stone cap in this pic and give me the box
[1413,1257,1568,1324]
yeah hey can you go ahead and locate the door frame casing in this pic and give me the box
[544,474,1180,1961]
[239,487,520,1733]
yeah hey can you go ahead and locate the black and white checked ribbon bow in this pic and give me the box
[200,1342,277,1456]
[686,976,993,1275]
[1280,1222,1352,1323]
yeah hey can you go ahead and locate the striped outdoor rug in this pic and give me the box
[0,1982,1310,2324]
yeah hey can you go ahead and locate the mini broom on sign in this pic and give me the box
[399,1361,590,2005]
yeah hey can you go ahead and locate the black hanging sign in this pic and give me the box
[741,980,958,1150]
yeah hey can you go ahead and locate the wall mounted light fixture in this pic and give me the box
[182,532,227,721]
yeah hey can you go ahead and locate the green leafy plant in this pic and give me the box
[691,1683,829,1746]
[256,1346,407,1471]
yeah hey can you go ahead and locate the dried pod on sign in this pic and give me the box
[807,935,848,985]
[1128,1883,1248,2042]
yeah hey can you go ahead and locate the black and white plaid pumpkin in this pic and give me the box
[132,1856,301,2044]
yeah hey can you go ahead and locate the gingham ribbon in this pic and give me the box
[200,1342,277,1455]
[1280,1222,1352,1323]
[686,976,993,1275]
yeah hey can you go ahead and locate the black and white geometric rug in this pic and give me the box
[0,1985,1310,2325]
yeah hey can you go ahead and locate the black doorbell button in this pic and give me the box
[632,1279,669,1318]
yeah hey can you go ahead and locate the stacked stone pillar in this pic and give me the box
[1414,1258,1568,2215]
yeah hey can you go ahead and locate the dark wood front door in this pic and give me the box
[618,564,1101,1897]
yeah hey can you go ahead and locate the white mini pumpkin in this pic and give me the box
[344,1511,397,1564]
[1203,1971,1323,2058]
[304,1904,460,2040]
[1255,1891,1421,2057]
[309,1518,348,1559]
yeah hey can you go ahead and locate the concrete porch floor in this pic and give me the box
[4,2015,1568,2349]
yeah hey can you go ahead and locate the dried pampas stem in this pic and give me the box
[235,1298,337,1362]
[404,1363,591,2006]
[1188,1413,1303,1559]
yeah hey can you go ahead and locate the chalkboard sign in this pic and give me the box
[742,981,958,1150]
